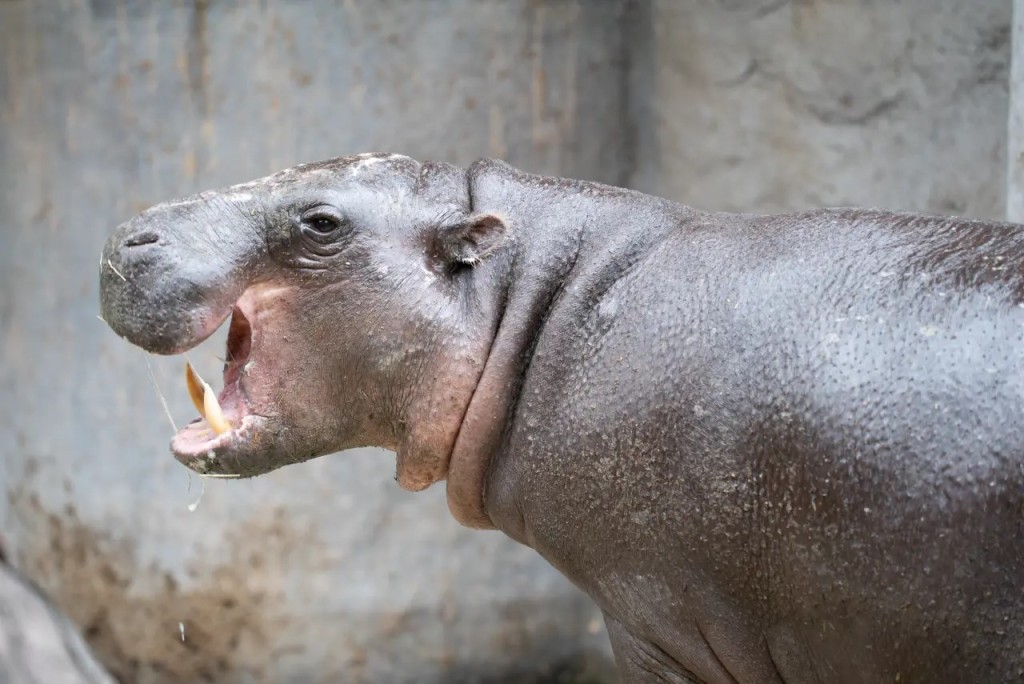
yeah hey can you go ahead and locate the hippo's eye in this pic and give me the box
[300,206,347,236]
[308,216,338,233]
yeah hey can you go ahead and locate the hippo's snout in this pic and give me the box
[99,195,265,355]
[100,232,210,354]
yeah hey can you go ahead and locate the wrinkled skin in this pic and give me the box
[100,153,1024,683]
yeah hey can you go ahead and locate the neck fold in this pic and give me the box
[445,159,652,528]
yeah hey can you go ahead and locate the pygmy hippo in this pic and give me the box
[99,154,1024,683]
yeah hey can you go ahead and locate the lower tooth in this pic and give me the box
[185,362,231,435]
[203,384,231,435]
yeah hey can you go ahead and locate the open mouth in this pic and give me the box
[170,305,264,473]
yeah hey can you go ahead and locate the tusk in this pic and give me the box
[185,362,205,417]
[185,362,232,435]
[203,383,231,435]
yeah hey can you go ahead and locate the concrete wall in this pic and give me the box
[1009,0,1024,221]
[0,1,1016,683]
[632,0,1011,220]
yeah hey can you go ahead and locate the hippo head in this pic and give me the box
[99,153,510,495]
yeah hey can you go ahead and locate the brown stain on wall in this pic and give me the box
[9,490,308,684]
[5,480,615,684]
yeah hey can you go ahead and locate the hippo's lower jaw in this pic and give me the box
[171,413,272,477]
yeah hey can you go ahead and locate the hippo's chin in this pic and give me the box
[170,413,273,476]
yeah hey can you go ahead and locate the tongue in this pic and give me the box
[185,362,232,435]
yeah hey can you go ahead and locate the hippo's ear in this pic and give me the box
[437,213,508,267]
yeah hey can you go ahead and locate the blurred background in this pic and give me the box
[0,1,1017,682]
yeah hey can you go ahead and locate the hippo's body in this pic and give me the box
[100,155,1024,683]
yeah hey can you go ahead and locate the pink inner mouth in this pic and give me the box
[172,305,256,457]
[220,305,252,410]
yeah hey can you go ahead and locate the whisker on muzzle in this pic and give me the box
[106,259,127,282]
[144,353,178,432]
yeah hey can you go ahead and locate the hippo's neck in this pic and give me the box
[445,159,692,530]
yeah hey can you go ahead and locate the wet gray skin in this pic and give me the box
[100,153,1024,683]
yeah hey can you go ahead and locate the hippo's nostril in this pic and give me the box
[124,231,160,248]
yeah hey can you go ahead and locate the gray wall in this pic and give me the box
[0,1,1014,683]
[1010,0,1024,221]
[632,0,1011,219]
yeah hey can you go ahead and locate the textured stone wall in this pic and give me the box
[0,560,116,684]
[1009,0,1024,221]
[631,0,1011,219]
